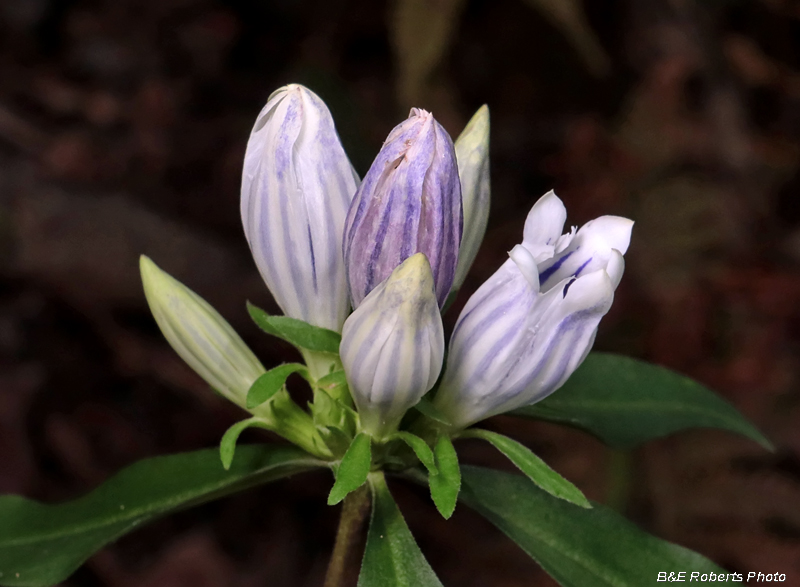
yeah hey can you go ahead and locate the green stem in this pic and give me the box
[324,483,371,587]
[301,349,343,381]
[251,389,332,458]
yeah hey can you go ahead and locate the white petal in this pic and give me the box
[554,226,577,253]
[516,269,614,403]
[509,244,540,292]
[560,268,615,313]
[606,249,625,290]
[577,215,634,255]
[522,190,567,250]
[537,215,633,292]
[435,265,615,428]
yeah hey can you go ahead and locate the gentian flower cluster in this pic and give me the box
[141,83,633,449]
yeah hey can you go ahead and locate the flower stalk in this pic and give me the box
[323,484,371,587]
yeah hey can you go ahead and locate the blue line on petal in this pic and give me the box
[562,257,592,297]
[538,250,575,284]
[573,256,592,278]
[307,224,318,292]
[562,278,576,297]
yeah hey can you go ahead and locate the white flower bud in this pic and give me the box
[241,84,359,332]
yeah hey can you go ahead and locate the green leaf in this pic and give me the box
[511,353,772,450]
[462,429,590,508]
[394,432,437,476]
[247,302,341,354]
[317,425,353,457]
[428,435,460,519]
[328,433,372,505]
[310,386,357,440]
[412,396,450,424]
[0,445,321,587]
[358,473,444,587]
[459,466,742,587]
[219,417,275,469]
[315,370,352,409]
[246,363,308,409]
[317,370,348,387]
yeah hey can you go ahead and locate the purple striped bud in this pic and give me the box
[433,191,633,429]
[241,84,359,332]
[339,253,444,438]
[343,108,462,309]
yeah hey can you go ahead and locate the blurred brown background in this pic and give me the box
[1,0,800,585]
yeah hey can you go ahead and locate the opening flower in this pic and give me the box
[433,190,633,429]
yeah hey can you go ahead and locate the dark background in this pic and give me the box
[2,0,800,585]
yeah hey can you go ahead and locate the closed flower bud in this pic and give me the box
[340,253,445,438]
[140,256,265,409]
[453,105,490,291]
[241,84,359,332]
[343,108,462,309]
[433,191,633,429]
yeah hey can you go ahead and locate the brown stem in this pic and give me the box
[323,484,371,587]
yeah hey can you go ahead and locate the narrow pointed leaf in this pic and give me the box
[511,353,772,450]
[0,446,321,587]
[460,466,742,587]
[328,433,372,505]
[246,363,308,409]
[219,417,274,469]
[358,473,444,587]
[462,429,589,508]
[429,435,460,519]
[394,432,437,475]
[247,302,342,354]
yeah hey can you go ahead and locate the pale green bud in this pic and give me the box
[140,255,265,409]
[453,105,490,291]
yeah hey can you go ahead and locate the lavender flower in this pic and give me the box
[433,191,633,429]
[339,253,444,438]
[343,108,462,309]
[241,84,359,332]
